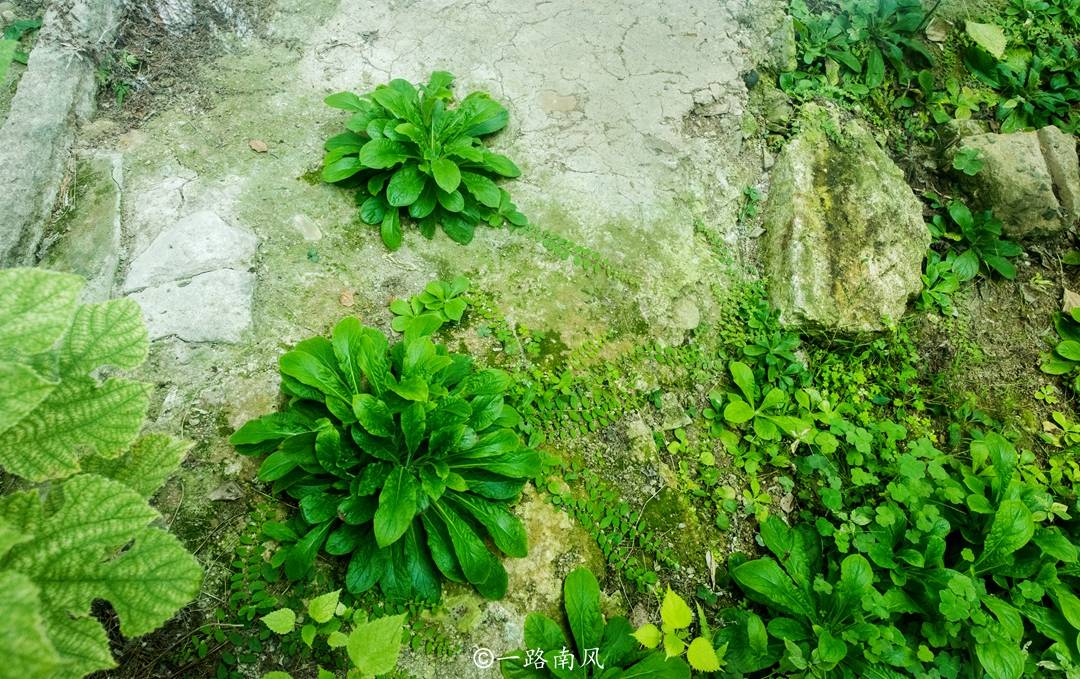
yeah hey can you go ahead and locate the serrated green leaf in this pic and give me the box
[660,588,693,630]
[80,434,191,499]
[0,360,56,437]
[0,268,82,358]
[59,298,148,373]
[0,474,202,673]
[261,608,296,634]
[347,613,406,675]
[0,376,150,481]
[0,570,60,677]
[307,590,340,624]
[687,636,722,671]
[633,623,662,649]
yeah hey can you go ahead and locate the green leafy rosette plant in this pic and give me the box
[501,568,691,678]
[231,317,539,601]
[1041,307,1080,392]
[0,268,202,678]
[321,71,528,249]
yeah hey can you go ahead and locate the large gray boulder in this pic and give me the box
[763,106,929,333]
[955,126,1079,239]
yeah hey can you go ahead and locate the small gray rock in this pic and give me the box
[128,269,254,343]
[670,297,701,330]
[955,129,1067,239]
[1037,126,1080,224]
[124,210,257,292]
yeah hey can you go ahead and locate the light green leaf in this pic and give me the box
[0,376,150,481]
[687,636,722,672]
[723,399,756,424]
[307,590,341,624]
[0,40,16,84]
[262,672,294,679]
[0,571,60,677]
[0,360,56,437]
[633,623,662,649]
[261,608,296,634]
[460,171,501,208]
[664,631,686,658]
[0,268,82,358]
[81,434,191,499]
[660,588,693,630]
[60,298,148,373]
[347,613,407,675]
[1,474,202,672]
[358,139,413,169]
[729,361,757,403]
[966,22,1007,59]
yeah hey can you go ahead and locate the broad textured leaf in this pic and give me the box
[360,195,387,225]
[483,152,521,177]
[966,22,1006,59]
[230,411,313,447]
[280,338,353,405]
[353,394,396,437]
[346,613,406,675]
[0,360,56,437]
[346,539,388,593]
[81,434,190,499]
[322,156,364,182]
[421,512,466,582]
[0,474,202,672]
[359,139,413,169]
[437,502,505,598]
[59,298,148,373]
[401,402,426,455]
[0,571,60,677]
[381,207,403,250]
[729,361,757,403]
[0,376,150,481]
[0,268,81,357]
[460,171,501,208]
[324,91,365,111]
[622,653,691,679]
[1057,340,1080,361]
[633,623,662,649]
[285,521,332,580]
[374,468,419,547]
[563,568,605,657]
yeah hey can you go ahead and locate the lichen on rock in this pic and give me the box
[762,104,929,334]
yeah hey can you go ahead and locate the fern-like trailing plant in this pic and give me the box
[231,317,539,601]
[322,71,527,249]
[0,268,202,678]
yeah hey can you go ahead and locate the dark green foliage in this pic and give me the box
[782,0,932,99]
[1041,308,1080,393]
[231,318,539,601]
[929,201,1022,281]
[500,568,691,678]
[321,71,527,249]
[964,40,1080,133]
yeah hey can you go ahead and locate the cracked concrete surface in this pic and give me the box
[51,0,786,674]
